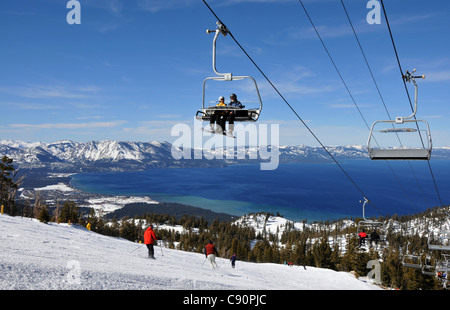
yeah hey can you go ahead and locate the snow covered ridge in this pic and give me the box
[21,181,159,214]
[0,139,174,167]
[2,139,450,172]
[235,211,450,244]
[0,214,381,291]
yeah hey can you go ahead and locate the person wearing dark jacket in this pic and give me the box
[230,254,237,269]
[370,230,380,247]
[204,241,219,269]
[144,225,158,259]
[225,93,244,135]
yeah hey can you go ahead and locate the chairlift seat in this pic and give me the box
[403,262,422,269]
[428,244,450,251]
[196,106,260,122]
[368,120,432,160]
[422,269,436,276]
[428,234,450,251]
[368,148,431,160]
[402,255,422,269]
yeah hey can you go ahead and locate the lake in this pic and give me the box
[70,160,450,222]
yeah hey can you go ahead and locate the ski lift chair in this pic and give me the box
[428,232,450,251]
[434,254,449,288]
[357,219,387,247]
[419,255,450,278]
[402,242,422,269]
[402,254,422,269]
[367,70,432,160]
[421,257,437,276]
[435,255,450,274]
[356,198,387,248]
[195,22,263,123]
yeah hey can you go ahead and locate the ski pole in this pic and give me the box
[130,243,144,253]
[159,240,164,256]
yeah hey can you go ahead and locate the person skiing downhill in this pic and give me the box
[230,254,237,269]
[204,241,219,269]
[144,225,158,259]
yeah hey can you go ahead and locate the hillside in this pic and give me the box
[0,214,381,296]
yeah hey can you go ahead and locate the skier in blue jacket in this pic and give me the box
[225,93,244,135]
[230,254,237,269]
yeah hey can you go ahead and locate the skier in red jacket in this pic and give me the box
[204,241,219,268]
[358,230,367,246]
[144,225,158,259]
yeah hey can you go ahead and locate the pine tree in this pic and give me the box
[119,218,139,241]
[341,236,369,276]
[330,243,341,270]
[292,238,308,267]
[312,237,333,269]
[59,201,80,223]
[0,156,21,215]
[341,236,358,271]
[403,268,424,290]
[38,205,51,223]
[381,248,404,289]
[230,239,239,256]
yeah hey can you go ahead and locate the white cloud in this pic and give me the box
[82,0,124,16]
[137,0,198,13]
[2,85,100,100]
[425,71,450,82]
[10,121,127,130]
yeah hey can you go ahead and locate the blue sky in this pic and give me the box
[1,0,449,147]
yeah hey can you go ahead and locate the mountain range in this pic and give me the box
[1,139,450,172]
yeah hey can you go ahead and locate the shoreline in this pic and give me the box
[67,165,352,223]
[18,171,238,222]
[41,169,355,223]
[21,160,445,223]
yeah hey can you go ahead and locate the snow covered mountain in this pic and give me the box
[0,140,186,172]
[2,139,450,172]
[0,213,381,294]
[0,139,445,172]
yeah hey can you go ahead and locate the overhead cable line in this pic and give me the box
[298,0,391,216]
[298,0,371,131]
[340,0,430,208]
[380,0,443,206]
[201,0,372,205]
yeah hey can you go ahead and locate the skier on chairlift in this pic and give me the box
[358,229,367,246]
[370,229,380,248]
